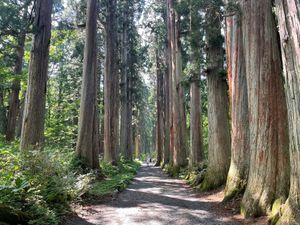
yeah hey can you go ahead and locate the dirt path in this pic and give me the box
[66,165,247,225]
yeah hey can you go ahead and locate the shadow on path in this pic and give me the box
[67,165,244,225]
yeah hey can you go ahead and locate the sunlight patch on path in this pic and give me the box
[75,166,243,225]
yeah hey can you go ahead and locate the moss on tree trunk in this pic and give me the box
[275,0,300,224]
[224,0,250,201]
[201,3,231,191]
[240,0,290,217]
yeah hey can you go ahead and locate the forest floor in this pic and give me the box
[65,165,267,225]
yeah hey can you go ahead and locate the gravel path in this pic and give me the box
[67,165,244,225]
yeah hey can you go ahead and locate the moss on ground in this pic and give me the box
[199,171,226,192]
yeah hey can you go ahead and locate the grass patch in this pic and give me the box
[89,159,141,196]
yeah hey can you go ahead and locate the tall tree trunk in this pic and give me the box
[76,0,100,169]
[169,1,187,169]
[6,33,26,141]
[134,133,140,159]
[99,102,104,156]
[167,0,175,166]
[20,0,53,150]
[275,1,300,224]
[201,3,231,191]
[0,88,6,134]
[189,0,203,168]
[155,50,164,166]
[127,53,133,161]
[240,0,290,217]
[98,44,104,157]
[119,2,133,161]
[190,80,203,167]
[224,2,250,200]
[16,94,25,138]
[104,0,119,163]
[163,42,170,166]
[120,3,128,159]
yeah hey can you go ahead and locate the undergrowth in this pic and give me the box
[163,162,208,190]
[163,164,186,177]
[0,137,93,225]
[0,136,141,225]
[89,159,140,196]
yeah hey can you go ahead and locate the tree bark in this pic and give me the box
[224,2,250,200]
[188,0,204,168]
[126,68,133,161]
[190,80,203,167]
[6,33,25,142]
[20,0,53,150]
[104,0,119,163]
[120,7,129,159]
[76,0,100,169]
[120,2,133,161]
[16,93,25,138]
[240,0,290,217]
[168,1,188,169]
[126,48,133,161]
[167,0,175,166]
[0,88,6,134]
[155,50,164,166]
[275,1,300,224]
[99,107,104,156]
[163,41,170,166]
[201,4,231,191]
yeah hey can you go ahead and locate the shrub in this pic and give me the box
[0,142,93,225]
[89,159,141,196]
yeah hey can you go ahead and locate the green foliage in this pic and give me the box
[139,151,156,162]
[89,160,141,196]
[225,1,241,16]
[0,138,93,225]
[184,163,208,188]
[0,0,32,36]
[199,169,227,192]
[163,164,181,177]
[45,29,84,147]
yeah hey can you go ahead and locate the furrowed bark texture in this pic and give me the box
[189,0,203,168]
[171,10,188,168]
[204,70,231,190]
[202,5,231,191]
[126,42,133,161]
[156,52,164,166]
[104,0,119,163]
[240,0,290,217]
[16,94,25,137]
[159,6,169,167]
[20,0,52,150]
[167,0,175,166]
[120,4,130,160]
[190,81,203,167]
[126,70,133,161]
[275,1,300,224]
[6,33,25,141]
[76,0,100,169]
[224,3,250,200]
[0,89,6,134]
[163,42,170,166]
